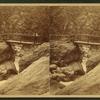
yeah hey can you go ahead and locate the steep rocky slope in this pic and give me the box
[19,43,49,72]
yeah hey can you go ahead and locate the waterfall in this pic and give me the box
[81,45,90,73]
[13,44,23,73]
[14,56,20,73]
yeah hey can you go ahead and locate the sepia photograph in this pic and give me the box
[0,5,50,96]
[0,4,99,97]
[49,5,100,96]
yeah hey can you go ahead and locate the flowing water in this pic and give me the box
[79,44,91,73]
[60,81,73,86]
[13,44,23,73]
[14,56,20,73]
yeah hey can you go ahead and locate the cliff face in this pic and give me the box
[50,41,82,67]
[0,42,14,63]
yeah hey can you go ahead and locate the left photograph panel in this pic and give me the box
[0,5,50,96]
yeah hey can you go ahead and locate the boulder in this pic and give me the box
[19,43,49,72]
[61,62,85,81]
[51,73,67,82]
[50,62,85,83]
[0,42,14,63]
[63,62,84,74]
[86,54,100,72]
[0,60,17,80]
[0,57,49,95]
[50,41,81,67]
[50,64,57,73]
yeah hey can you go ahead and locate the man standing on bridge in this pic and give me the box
[34,32,39,45]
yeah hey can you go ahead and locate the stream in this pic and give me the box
[13,43,23,73]
[79,44,91,73]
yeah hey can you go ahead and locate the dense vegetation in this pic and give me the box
[0,6,100,42]
[0,6,50,42]
[49,6,100,42]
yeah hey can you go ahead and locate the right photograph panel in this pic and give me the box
[49,6,100,95]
